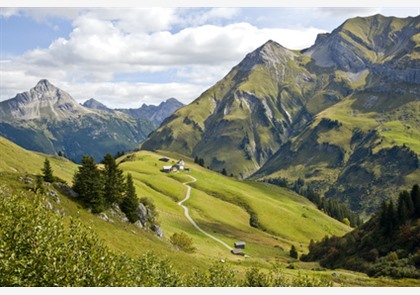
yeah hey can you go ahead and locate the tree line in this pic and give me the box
[301,184,420,279]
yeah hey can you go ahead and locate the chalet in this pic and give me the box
[231,249,243,255]
[234,241,246,249]
[162,159,186,173]
[162,166,173,172]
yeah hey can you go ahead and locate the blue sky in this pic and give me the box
[1,6,419,108]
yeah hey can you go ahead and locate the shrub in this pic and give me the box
[170,232,196,253]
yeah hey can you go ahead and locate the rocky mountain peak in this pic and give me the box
[34,79,55,91]
[0,79,90,121]
[82,98,111,112]
[238,39,296,72]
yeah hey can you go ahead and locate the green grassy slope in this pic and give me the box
[2,136,420,285]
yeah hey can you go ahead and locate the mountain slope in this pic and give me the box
[142,40,321,178]
[141,15,420,215]
[0,136,358,282]
[0,80,155,163]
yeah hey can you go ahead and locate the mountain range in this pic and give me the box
[0,79,183,163]
[141,14,420,216]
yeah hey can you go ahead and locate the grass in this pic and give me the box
[1,136,419,285]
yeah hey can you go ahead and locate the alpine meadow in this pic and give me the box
[0,8,419,287]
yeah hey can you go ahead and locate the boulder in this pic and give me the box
[53,182,79,198]
[98,213,114,223]
[134,220,143,229]
[136,203,148,225]
[150,224,163,238]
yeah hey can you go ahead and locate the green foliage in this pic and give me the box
[0,187,184,286]
[42,158,54,183]
[120,173,139,223]
[72,155,105,213]
[302,184,420,279]
[206,262,238,287]
[170,232,196,253]
[102,153,125,205]
[243,267,273,287]
[290,245,298,259]
[34,175,46,195]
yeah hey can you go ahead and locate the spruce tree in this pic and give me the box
[102,153,125,206]
[120,173,139,223]
[290,245,298,259]
[398,190,414,223]
[410,184,420,218]
[42,158,54,183]
[73,156,105,213]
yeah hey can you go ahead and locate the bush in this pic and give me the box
[0,187,183,286]
[170,232,196,253]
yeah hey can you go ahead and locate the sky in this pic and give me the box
[0,2,419,108]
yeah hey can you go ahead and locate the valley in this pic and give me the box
[0,135,419,286]
[0,12,419,287]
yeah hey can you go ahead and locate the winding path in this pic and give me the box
[177,175,233,251]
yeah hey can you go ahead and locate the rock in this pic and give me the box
[136,203,148,225]
[98,213,114,223]
[332,273,340,278]
[48,190,57,197]
[43,200,53,210]
[18,176,24,182]
[108,205,129,223]
[134,220,143,229]
[54,182,79,198]
[150,224,163,238]
[25,177,33,184]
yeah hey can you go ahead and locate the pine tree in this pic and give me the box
[410,184,420,218]
[102,153,125,206]
[385,200,396,234]
[42,158,54,183]
[398,190,414,223]
[290,245,298,259]
[221,168,227,176]
[120,173,139,223]
[73,156,105,213]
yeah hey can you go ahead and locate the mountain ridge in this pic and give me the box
[141,14,420,215]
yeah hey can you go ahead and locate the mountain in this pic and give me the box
[0,80,155,163]
[0,79,91,121]
[116,98,184,126]
[82,98,113,112]
[141,14,420,216]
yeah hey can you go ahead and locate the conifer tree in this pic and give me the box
[73,156,105,213]
[398,190,414,223]
[42,158,54,183]
[102,153,125,206]
[410,184,420,217]
[290,245,298,259]
[120,173,139,223]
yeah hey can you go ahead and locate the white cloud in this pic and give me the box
[1,8,326,107]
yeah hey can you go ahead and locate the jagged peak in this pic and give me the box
[238,39,295,72]
[34,79,56,91]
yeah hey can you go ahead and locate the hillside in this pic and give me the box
[302,185,420,279]
[2,136,420,285]
[141,15,420,216]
